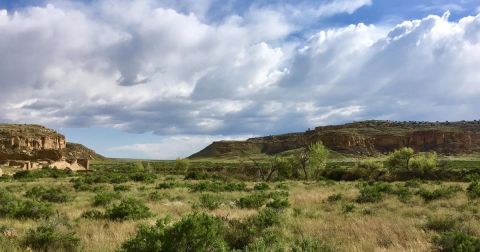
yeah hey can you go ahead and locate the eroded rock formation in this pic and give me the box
[0,124,103,171]
[190,120,480,158]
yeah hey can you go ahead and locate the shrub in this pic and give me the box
[354,159,385,180]
[199,194,223,210]
[266,197,290,210]
[342,203,355,213]
[236,193,269,209]
[93,192,119,206]
[0,190,53,219]
[424,215,459,232]
[326,193,343,202]
[113,184,131,192]
[105,198,152,220]
[433,231,480,252]
[156,181,184,189]
[386,147,414,172]
[467,181,480,199]
[356,182,391,203]
[81,209,104,219]
[175,158,190,173]
[130,172,157,183]
[409,152,437,175]
[190,181,246,192]
[22,222,80,251]
[25,186,74,203]
[418,185,462,202]
[291,237,334,252]
[253,183,270,191]
[119,213,227,252]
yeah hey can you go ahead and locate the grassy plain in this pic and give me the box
[0,158,480,251]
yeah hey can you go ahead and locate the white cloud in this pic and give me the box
[1,1,480,150]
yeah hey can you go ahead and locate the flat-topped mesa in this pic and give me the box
[0,124,66,151]
[190,120,480,158]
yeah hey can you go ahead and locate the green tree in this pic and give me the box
[386,147,414,172]
[175,158,190,173]
[296,142,329,180]
[409,152,437,175]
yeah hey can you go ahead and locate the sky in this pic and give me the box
[1,0,480,159]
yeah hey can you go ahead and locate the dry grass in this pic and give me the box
[0,175,478,251]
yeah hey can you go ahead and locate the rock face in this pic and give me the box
[0,124,104,171]
[190,120,480,158]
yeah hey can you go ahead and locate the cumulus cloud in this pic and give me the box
[1,0,480,146]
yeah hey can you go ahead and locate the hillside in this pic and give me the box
[190,120,480,158]
[0,124,104,161]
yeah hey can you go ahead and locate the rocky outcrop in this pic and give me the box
[190,120,480,158]
[0,124,103,171]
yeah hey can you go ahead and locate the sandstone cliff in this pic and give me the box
[0,124,104,171]
[190,120,480,158]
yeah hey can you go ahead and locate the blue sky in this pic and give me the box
[1,0,480,158]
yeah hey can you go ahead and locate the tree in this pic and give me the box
[296,142,329,180]
[386,147,414,172]
[409,152,437,175]
[175,158,190,173]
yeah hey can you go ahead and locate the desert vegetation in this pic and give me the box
[1,145,480,251]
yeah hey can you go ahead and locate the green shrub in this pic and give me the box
[81,209,104,219]
[266,197,290,210]
[130,172,157,183]
[424,215,459,232]
[467,181,480,199]
[354,159,385,180]
[433,231,480,252]
[0,189,53,219]
[25,186,74,203]
[156,181,185,189]
[253,183,270,191]
[409,152,437,175]
[119,213,227,252]
[22,222,80,251]
[199,194,223,210]
[190,181,246,192]
[93,192,119,206]
[418,185,462,202]
[175,158,190,173]
[105,198,152,220]
[113,184,131,192]
[386,147,414,172]
[356,182,391,203]
[390,186,413,202]
[291,237,334,252]
[236,193,269,209]
[342,203,355,213]
[326,193,343,202]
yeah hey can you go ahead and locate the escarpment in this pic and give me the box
[190,120,480,158]
[0,124,104,171]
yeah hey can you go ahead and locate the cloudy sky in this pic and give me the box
[1,0,480,159]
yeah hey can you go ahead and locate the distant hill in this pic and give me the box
[190,120,480,158]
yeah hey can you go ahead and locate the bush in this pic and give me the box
[130,172,157,183]
[175,158,190,173]
[22,222,80,251]
[291,237,334,252]
[266,197,290,210]
[93,192,119,206]
[418,185,462,202]
[199,194,223,210]
[81,209,104,219]
[236,193,269,209]
[113,184,131,192]
[253,183,270,191]
[467,181,480,199]
[433,231,480,252]
[356,182,392,203]
[190,181,246,192]
[354,159,385,180]
[0,189,53,219]
[409,152,437,175]
[424,215,459,232]
[25,186,74,203]
[156,181,185,189]
[386,147,414,172]
[342,203,355,213]
[105,198,152,220]
[326,193,343,202]
[119,213,227,252]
